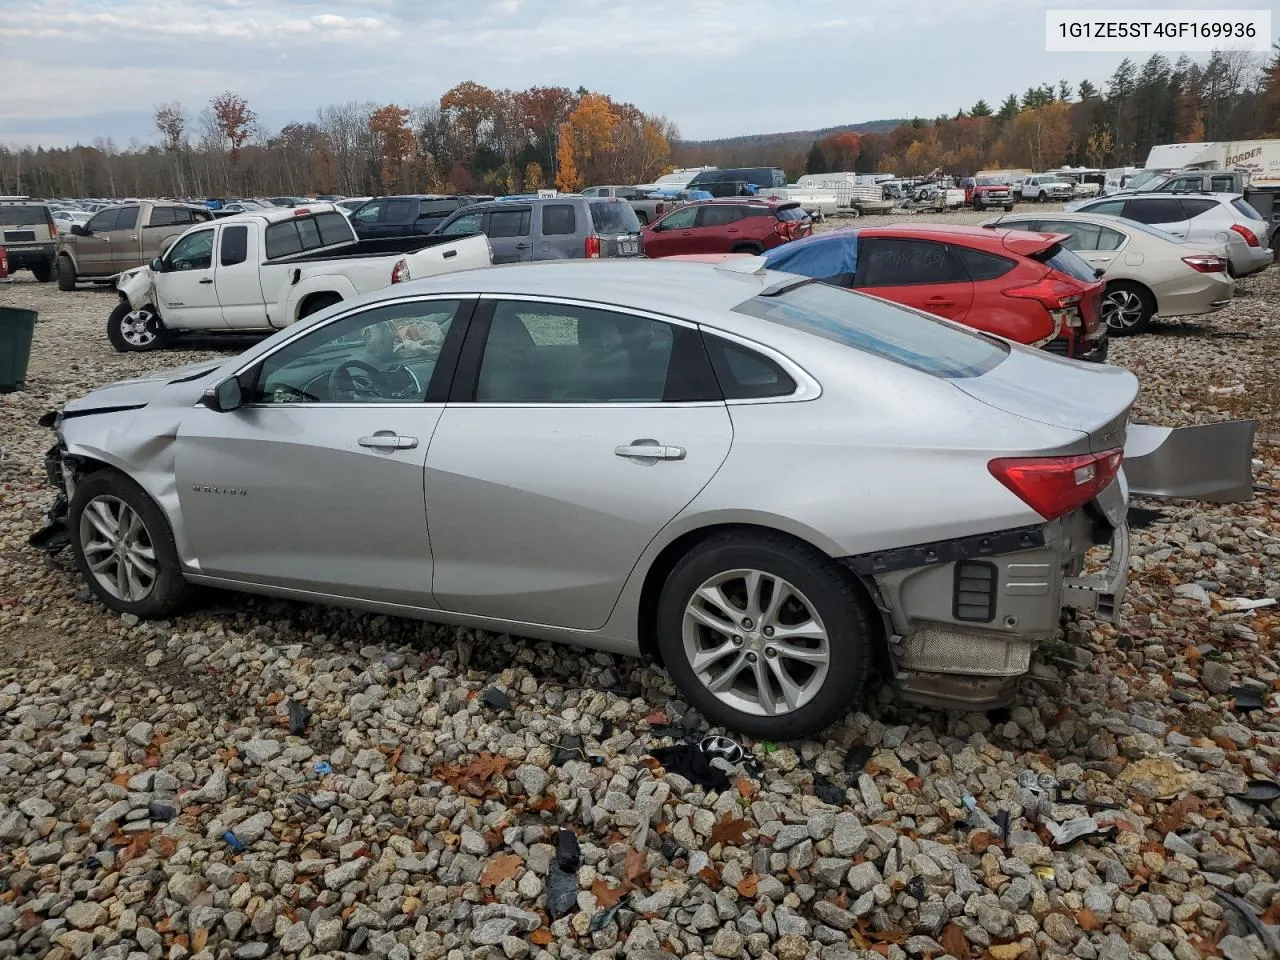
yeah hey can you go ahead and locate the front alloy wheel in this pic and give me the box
[108,301,168,352]
[79,496,157,603]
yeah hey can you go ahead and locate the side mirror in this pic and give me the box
[70,224,88,237]
[200,377,242,413]
[150,257,165,273]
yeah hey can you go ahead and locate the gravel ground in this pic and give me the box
[2,217,1280,960]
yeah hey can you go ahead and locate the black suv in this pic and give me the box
[348,195,490,239]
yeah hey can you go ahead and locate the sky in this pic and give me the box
[1,0,1273,148]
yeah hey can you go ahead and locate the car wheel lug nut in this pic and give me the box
[741,618,753,630]
[731,636,743,646]
[746,652,757,663]
[763,626,774,637]
[765,647,777,659]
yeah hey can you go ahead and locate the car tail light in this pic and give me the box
[655,202,664,217]
[293,207,311,217]
[1230,224,1259,247]
[1003,277,1084,340]
[988,448,1123,520]
[585,235,601,259]
[46,216,57,238]
[1182,254,1227,273]
[774,219,792,240]
[390,258,410,284]
[0,246,7,278]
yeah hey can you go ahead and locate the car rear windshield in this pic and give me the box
[265,211,354,258]
[975,177,1008,187]
[733,281,1007,379]
[1034,243,1097,282]
[775,206,809,221]
[0,205,50,225]
[1232,198,1265,221]
[589,200,641,235]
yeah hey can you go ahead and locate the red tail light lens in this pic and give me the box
[654,202,664,217]
[390,258,410,284]
[1003,277,1085,340]
[47,217,57,238]
[1182,254,1227,273]
[988,448,1123,520]
[585,235,601,259]
[1230,224,1259,247]
[0,246,8,277]
[293,207,311,217]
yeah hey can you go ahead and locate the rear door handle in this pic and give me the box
[925,297,955,306]
[615,439,685,461]
[199,278,213,284]
[358,433,418,451]
[515,242,531,249]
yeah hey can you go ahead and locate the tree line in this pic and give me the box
[1,47,1277,199]
[0,83,677,199]
[678,47,1280,178]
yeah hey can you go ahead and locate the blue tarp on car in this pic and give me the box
[762,228,859,279]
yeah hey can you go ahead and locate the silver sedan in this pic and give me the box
[36,260,1139,738]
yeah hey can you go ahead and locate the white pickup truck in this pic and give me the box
[111,204,491,352]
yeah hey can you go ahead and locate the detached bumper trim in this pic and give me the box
[1062,521,1129,623]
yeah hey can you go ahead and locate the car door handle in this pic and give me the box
[358,433,418,451]
[615,440,685,461]
[515,242,531,249]
[130,235,138,241]
[924,297,955,306]
[199,278,213,284]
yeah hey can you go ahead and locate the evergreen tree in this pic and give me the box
[804,141,827,175]
[970,99,993,117]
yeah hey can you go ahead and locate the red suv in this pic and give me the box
[642,198,811,257]
[760,224,1108,361]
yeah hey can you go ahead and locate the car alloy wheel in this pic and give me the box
[78,495,158,603]
[120,308,161,348]
[1101,288,1146,331]
[681,568,830,717]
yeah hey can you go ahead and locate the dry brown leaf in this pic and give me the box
[988,945,1025,960]
[903,776,924,792]
[969,830,994,854]
[479,853,523,888]
[940,923,970,958]
[736,873,759,898]
[155,837,177,858]
[708,814,751,848]
[529,795,558,812]
[1261,901,1280,926]
[644,710,669,726]
[530,929,553,946]
[192,928,209,952]
[622,848,651,892]
[867,928,908,945]
[591,877,627,910]
[1076,908,1100,932]
[736,776,758,800]
[698,865,722,889]
[265,691,285,706]
[111,773,131,787]
[433,752,513,798]
[388,746,404,772]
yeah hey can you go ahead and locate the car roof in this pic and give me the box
[1087,192,1234,203]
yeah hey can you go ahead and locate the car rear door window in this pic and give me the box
[148,207,176,227]
[1082,199,1125,216]
[1122,198,1181,225]
[954,245,1015,280]
[698,205,741,228]
[114,207,140,231]
[702,334,796,399]
[1178,198,1220,219]
[858,238,967,286]
[438,210,485,236]
[383,199,415,223]
[220,225,249,266]
[541,204,577,236]
[487,208,531,239]
[473,301,713,403]
[351,200,383,225]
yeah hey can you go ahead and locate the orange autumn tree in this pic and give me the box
[369,104,414,190]
[559,93,619,187]
[555,130,579,191]
[818,132,860,171]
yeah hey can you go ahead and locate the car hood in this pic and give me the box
[63,359,225,414]
[954,346,1138,452]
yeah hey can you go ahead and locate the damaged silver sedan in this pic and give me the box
[30,259,1233,738]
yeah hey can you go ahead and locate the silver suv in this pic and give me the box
[0,202,58,282]
[433,196,643,263]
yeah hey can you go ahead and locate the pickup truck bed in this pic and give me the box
[278,233,473,264]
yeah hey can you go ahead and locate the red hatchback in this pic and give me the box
[642,198,811,258]
[761,224,1108,361]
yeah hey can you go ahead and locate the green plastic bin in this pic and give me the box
[0,307,37,393]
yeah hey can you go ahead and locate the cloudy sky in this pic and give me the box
[1,0,1269,147]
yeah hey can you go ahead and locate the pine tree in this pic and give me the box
[971,99,993,117]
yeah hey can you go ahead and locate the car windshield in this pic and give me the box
[0,206,50,225]
[976,178,1008,186]
[1126,171,1164,191]
[589,200,641,235]
[733,281,1007,379]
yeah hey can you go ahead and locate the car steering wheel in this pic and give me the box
[328,359,387,402]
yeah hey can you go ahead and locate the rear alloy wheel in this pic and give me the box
[1101,282,1154,335]
[657,532,872,739]
[70,471,190,618]
[108,301,168,352]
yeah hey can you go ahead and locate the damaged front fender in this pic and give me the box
[1124,420,1257,503]
[117,266,155,312]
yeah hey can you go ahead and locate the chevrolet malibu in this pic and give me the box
[33,259,1136,739]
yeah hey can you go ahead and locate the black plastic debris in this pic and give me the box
[1232,780,1280,805]
[1127,505,1170,529]
[147,800,176,822]
[1215,891,1280,955]
[599,719,614,740]
[546,863,579,918]
[843,744,874,776]
[556,828,581,871]
[649,743,730,792]
[812,772,845,805]
[480,687,511,710]
[590,893,630,932]
[660,836,685,862]
[287,699,311,736]
[907,876,925,901]
[552,733,584,764]
[1230,685,1266,712]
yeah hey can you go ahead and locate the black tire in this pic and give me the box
[298,292,342,320]
[730,244,763,255]
[1004,204,1014,212]
[1101,281,1155,335]
[635,212,649,225]
[107,300,169,352]
[656,530,873,740]
[973,200,984,212]
[57,255,77,291]
[69,470,191,619]
[1038,191,1048,203]
[31,260,54,283]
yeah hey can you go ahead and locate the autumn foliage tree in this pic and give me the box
[153,102,186,193]
[210,91,257,183]
[818,132,860,171]
[369,104,414,190]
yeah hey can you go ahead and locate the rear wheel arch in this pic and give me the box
[730,243,763,255]
[296,291,343,321]
[635,522,882,664]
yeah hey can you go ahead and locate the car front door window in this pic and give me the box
[659,207,698,230]
[166,229,215,271]
[250,300,462,404]
[438,211,485,236]
[86,209,118,233]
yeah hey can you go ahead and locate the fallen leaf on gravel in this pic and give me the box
[644,710,668,725]
[736,776,757,799]
[192,928,208,952]
[988,944,1025,959]
[590,878,627,910]
[155,837,177,858]
[736,874,759,898]
[479,853,523,887]
[1075,908,1100,931]
[530,929,552,945]
[111,773,130,787]
[434,753,513,798]
[940,923,970,958]
[708,813,751,847]
[622,848,650,892]
[529,795,558,812]
[698,865,721,888]
[1155,796,1202,834]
